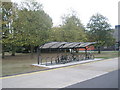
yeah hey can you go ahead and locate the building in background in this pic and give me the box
[101,25,120,51]
[113,25,120,50]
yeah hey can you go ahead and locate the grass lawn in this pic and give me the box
[1,51,119,77]
[2,53,48,77]
[93,51,119,59]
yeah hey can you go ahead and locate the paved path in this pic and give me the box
[66,69,119,88]
[1,58,118,88]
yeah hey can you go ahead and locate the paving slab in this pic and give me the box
[32,58,103,68]
[2,58,118,88]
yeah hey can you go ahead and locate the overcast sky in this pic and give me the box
[36,0,119,28]
[13,0,119,28]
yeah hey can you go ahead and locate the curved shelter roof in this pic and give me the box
[39,42,96,49]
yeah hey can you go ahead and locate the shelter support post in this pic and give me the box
[58,48,60,63]
[51,58,53,64]
[37,48,40,65]
[85,47,87,59]
[46,59,47,65]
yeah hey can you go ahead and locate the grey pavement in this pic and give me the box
[2,58,118,88]
[0,79,1,90]
[66,69,119,88]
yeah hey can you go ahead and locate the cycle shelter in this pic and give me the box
[37,42,96,66]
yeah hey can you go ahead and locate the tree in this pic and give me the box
[48,13,87,43]
[1,1,53,58]
[60,12,87,42]
[87,13,115,53]
[1,2,17,57]
[14,1,53,57]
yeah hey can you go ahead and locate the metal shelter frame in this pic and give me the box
[37,42,96,65]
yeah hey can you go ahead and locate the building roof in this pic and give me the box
[39,42,96,49]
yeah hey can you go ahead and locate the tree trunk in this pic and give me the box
[2,49,5,59]
[2,45,5,59]
[30,45,34,58]
[11,45,16,56]
[98,46,101,54]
